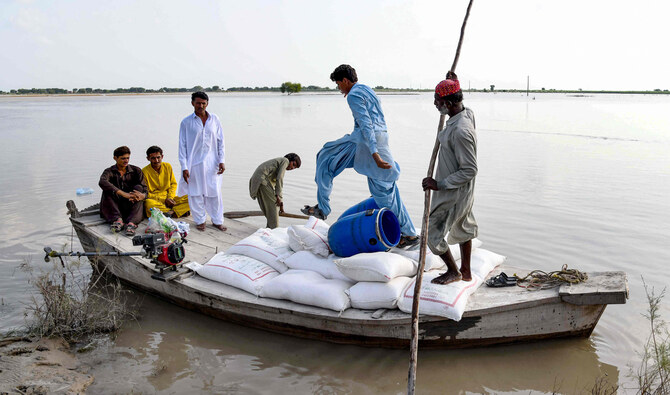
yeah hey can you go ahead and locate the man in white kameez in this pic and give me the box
[422,73,478,285]
[178,91,227,232]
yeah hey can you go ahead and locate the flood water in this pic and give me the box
[1,91,669,394]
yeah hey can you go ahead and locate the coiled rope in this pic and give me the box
[516,264,588,291]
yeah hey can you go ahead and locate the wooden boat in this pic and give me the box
[66,201,628,349]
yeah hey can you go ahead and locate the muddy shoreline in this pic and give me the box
[0,337,93,394]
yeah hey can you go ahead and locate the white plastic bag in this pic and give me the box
[287,216,330,257]
[347,276,412,310]
[282,251,352,282]
[391,238,483,271]
[334,252,416,282]
[470,248,506,280]
[225,228,292,273]
[397,270,482,321]
[260,270,352,312]
[191,253,279,296]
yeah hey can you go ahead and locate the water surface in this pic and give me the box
[1,92,668,393]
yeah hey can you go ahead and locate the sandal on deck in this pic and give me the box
[301,204,327,220]
[485,272,519,287]
[110,219,124,233]
[125,222,138,236]
[397,235,420,249]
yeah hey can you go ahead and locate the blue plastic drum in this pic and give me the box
[337,197,379,220]
[328,208,401,257]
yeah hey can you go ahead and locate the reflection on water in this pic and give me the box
[81,291,618,394]
[1,92,669,392]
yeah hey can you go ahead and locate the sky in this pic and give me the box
[1,0,669,92]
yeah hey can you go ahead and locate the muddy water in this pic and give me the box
[1,92,669,393]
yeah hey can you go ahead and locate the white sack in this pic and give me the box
[334,252,416,282]
[391,237,483,271]
[347,276,412,310]
[282,251,352,282]
[260,269,352,312]
[397,270,482,321]
[470,248,506,280]
[225,228,292,273]
[287,217,330,257]
[191,253,279,296]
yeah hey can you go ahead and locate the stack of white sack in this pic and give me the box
[346,277,412,310]
[282,250,351,282]
[287,216,330,257]
[397,248,506,321]
[260,269,354,312]
[390,237,483,271]
[334,252,416,282]
[225,228,292,273]
[188,253,279,296]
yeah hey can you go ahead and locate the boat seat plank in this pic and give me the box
[559,271,628,305]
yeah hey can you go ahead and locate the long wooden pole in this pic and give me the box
[407,1,474,393]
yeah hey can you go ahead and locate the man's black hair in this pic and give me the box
[285,153,301,168]
[191,91,209,102]
[437,90,464,104]
[146,146,163,156]
[113,146,131,157]
[330,64,358,83]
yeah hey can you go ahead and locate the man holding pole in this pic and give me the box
[302,64,418,247]
[422,73,478,284]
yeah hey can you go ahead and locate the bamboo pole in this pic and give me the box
[407,1,474,393]
[224,211,309,220]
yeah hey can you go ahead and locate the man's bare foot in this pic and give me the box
[461,271,473,282]
[196,223,206,231]
[431,271,462,285]
[212,223,227,231]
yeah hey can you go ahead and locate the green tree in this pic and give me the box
[192,85,204,91]
[281,82,302,95]
[490,85,495,92]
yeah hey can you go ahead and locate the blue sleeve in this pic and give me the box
[347,91,378,154]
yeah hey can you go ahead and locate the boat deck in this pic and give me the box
[69,210,628,321]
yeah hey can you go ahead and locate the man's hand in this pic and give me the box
[217,163,226,175]
[372,153,392,169]
[276,196,284,214]
[128,191,145,202]
[182,169,190,184]
[422,177,439,191]
[165,198,176,208]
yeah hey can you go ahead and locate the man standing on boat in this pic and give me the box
[422,72,478,285]
[302,64,418,248]
[142,145,190,218]
[178,91,226,232]
[99,145,147,236]
[249,153,301,229]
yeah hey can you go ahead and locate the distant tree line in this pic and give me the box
[1,84,668,95]
[0,84,337,95]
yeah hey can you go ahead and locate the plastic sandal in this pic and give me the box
[485,272,518,287]
[110,219,124,233]
[397,235,420,249]
[125,223,137,236]
[301,204,327,220]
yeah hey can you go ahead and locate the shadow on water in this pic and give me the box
[80,288,619,394]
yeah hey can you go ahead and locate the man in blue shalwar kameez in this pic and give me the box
[302,64,418,247]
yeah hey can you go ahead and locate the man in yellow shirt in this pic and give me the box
[142,146,190,218]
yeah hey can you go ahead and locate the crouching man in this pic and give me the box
[99,146,147,236]
[249,153,301,228]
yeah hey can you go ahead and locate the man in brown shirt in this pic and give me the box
[99,146,147,235]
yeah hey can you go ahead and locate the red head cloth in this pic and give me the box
[435,79,461,97]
